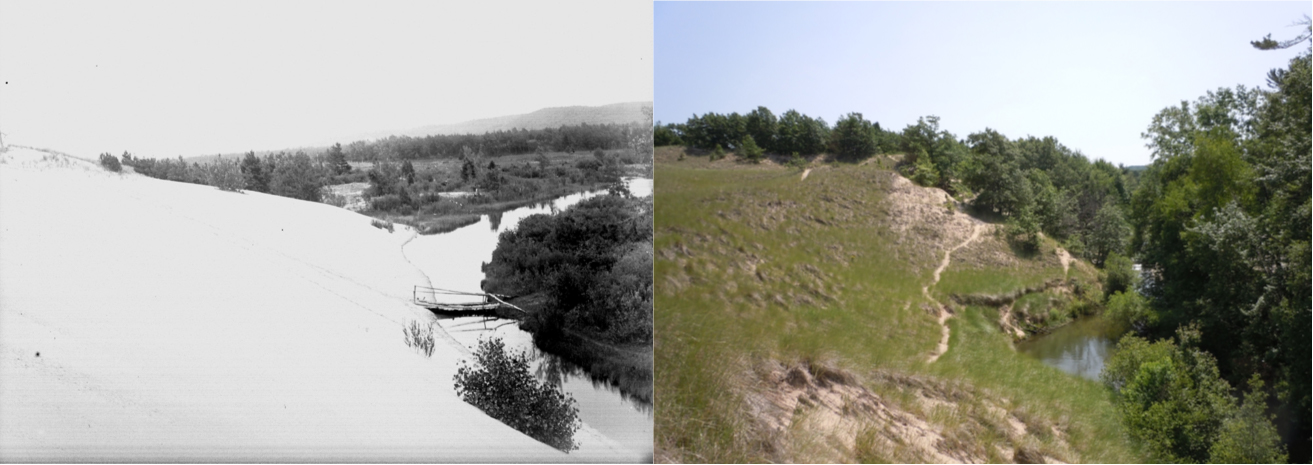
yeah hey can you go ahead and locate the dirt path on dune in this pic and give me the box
[925,223,983,363]
[1055,246,1072,278]
[800,168,812,181]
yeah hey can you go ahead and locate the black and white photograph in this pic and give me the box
[0,1,653,462]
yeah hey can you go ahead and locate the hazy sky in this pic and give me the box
[656,2,1310,166]
[0,0,653,158]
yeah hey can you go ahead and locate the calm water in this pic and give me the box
[402,178,653,456]
[1016,316,1127,381]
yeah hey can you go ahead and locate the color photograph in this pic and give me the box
[653,2,1309,463]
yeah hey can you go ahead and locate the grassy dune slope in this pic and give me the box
[654,147,1141,463]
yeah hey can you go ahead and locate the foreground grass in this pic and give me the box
[931,305,1139,462]
[654,147,1142,462]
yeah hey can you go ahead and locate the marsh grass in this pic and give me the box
[403,320,435,357]
[654,147,1143,462]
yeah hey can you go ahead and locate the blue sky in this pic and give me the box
[656,2,1310,166]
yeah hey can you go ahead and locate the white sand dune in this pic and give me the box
[0,147,634,462]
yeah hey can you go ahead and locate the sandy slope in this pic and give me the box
[0,148,584,461]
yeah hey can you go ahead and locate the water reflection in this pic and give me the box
[1016,317,1127,381]
[403,177,653,456]
[536,348,653,414]
[431,313,653,454]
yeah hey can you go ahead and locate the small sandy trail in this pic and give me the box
[926,223,983,363]
[800,168,812,181]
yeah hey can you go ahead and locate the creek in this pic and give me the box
[1016,316,1127,381]
[401,177,653,457]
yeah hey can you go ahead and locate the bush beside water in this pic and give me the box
[453,337,580,452]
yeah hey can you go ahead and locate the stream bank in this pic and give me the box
[400,177,653,459]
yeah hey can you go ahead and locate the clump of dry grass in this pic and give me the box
[370,218,395,233]
[403,320,434,357]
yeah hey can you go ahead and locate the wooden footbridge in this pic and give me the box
[412,285,526,316]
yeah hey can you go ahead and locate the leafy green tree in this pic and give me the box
[1103,252,1137,298]
[453,337,580,452]
[1105,289,1155,332]
[682,111,747,150]
[899,116,967,191]
[738,135,764,163]
[830,112,880,162]
[1087,203,1130,266]
[1209,376,1288,464]
[1005,206,1041,253]
[909,148,939,186]
[964,129,1032,216]
[1247,42,1311,439]
[1128,30,1311,447]
[653,122,684,146]
[1102,327,1239,463]
[776,110,829,156]
[745,106,778,153]
[1028,169,1077,239]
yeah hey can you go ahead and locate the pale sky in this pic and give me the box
[656,2,1310,167]
[0,0,653,158]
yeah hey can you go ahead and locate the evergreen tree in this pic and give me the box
[239,151,269,193]
[401,159,415,184]
[326,142,351,175]
[738,135,764,163]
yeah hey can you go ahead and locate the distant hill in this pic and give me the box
[1124,165,1149,172]
[382,101,652,138]
[192,101,652,163]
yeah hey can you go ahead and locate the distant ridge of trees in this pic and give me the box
[659,108,1138,266]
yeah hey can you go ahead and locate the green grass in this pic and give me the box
[930,305,1140,462]
[654,147,1143,462]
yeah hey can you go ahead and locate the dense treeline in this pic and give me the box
[120,150,332,202]
[363,147,629,222]
[107,117,654,218]
[483,190,653,346]
[660,109,1135,265]
[340,122,647,161]
[1107,20,1310,463]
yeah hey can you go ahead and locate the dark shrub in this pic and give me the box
[370,218,394,233]
[370,194,405,211]
[454,337,580,452]
[574,158,601,172]
[99,153,122,172]
[1103,252,1137,299]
